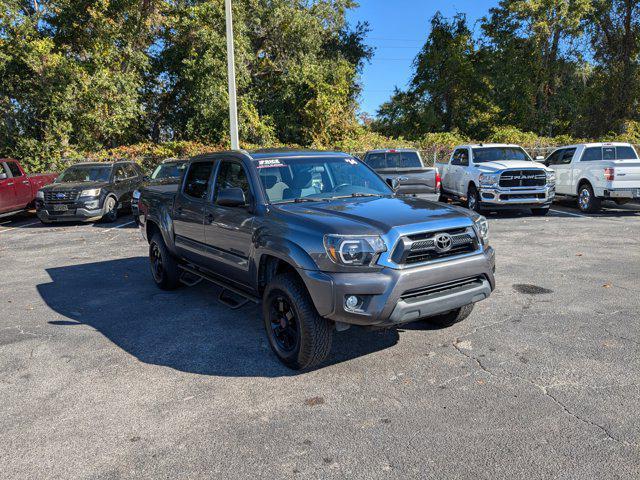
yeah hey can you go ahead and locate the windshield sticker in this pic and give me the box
[345,158,358,165]
[257,159,285,169]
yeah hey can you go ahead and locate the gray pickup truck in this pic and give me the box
[138,150,495,369]
[362,149,439,195]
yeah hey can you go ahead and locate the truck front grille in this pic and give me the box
[499,170,546,188]
[44,191,79,203]
[400,276,484,301]
[391,227,478,265]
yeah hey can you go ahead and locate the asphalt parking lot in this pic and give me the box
[1,200,639,479]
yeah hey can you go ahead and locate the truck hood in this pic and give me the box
[477,160,549,172]
[41,181,110,191]
[275,196,475,235]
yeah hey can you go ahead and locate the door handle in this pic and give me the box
[22,180,30,185]
[7,182,13,186]
[205,213,215,224]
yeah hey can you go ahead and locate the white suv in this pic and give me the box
[545,142,640,213]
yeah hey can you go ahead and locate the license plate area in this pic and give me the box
[52,204,69,212]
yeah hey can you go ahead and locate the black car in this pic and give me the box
[36,161,144,223]
[132,158,187,224]
[138,150,495,370]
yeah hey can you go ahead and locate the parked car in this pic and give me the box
[132,158,187,224]
[0,159,57,218]
[36,161,144,223]
[362,149,440,195]
[138,150,495,370]
[544,142,640,213]
[437,144,556,215]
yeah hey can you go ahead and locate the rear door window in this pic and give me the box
[6,161,23,177]
[183,161,214,200]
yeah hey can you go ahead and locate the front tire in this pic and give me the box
[102,196,118,223]
[426,304,474,328]
[466,185,482,213]
[263,274,333,370]
[577,184,601,213]
[531,207,550,216]
[149,233,180,290]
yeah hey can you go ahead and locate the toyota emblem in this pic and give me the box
[434,233,453,253]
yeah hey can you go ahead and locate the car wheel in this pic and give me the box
[149,233,180,290]
[577,184,601,213]
[466,185,482,213]
[426,304,474,328]
[263,273,333,370]
[438,192,448,203]
[531,207,550,216]
[102,196,118,223]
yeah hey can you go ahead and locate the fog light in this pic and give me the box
[345,295,360,310]
[85,200,99,209]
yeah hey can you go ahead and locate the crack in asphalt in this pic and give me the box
[451,339,635,447]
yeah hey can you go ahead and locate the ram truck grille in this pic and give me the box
[499,170,546,188]
[391,227,478,265]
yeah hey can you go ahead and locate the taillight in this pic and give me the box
[604,168,615,181]
[435,171,442,191]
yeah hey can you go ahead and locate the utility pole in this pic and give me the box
[225,0,239,150]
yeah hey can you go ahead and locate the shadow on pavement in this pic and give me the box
[38,257,399,377]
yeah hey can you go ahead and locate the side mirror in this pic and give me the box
[0,172,7,180]
[217,187,246,207]
[386,177,400,191]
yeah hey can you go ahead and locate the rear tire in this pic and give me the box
[577,183,601,213]
[263,273,333,370]
[427,304,474,328]
[531,207,550,216]
[149,233,180,290]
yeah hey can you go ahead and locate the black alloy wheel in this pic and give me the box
[268,296,300,354]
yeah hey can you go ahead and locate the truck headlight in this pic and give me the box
[479,173,499,186]
[80,188,101,197]
[324,235,387,266]
[36,190,44,200]
[546,171,556,184]
[473,216,489,244]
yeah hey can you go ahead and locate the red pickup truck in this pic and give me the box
[0,159,58,217]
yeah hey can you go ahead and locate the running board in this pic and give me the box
[178,264,260,304]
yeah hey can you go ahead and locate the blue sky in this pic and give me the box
[346,0,498,116]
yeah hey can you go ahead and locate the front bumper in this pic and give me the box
[299,247,495,327]
[36,200,104,222]
[478,185,554,208]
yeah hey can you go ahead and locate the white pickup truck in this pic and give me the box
[437,144,556,215]
[544,142,640,213]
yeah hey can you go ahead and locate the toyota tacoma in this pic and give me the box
[138,150,496,370]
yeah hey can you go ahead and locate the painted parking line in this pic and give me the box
[550,208,587,218]
[0,220,41,234]
[102,220,137,233]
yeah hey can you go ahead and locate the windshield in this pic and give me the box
[257,156,392,204]
[151,162,187,180]
[56,164,112,183]
[472,147,531,163]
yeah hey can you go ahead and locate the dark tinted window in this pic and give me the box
[152,162,187,180]
[183,162,214,199]
[559,148,576,164]
[6,161,22,177]
[546,149,564,165]
[113,165,127,181]
[603,147,616,160]
[472,147,530,162]
[616,146,637,159]
[581,147,602,161]
[214,161,250,203]
[124,164,138,178]
[364,153,386,169]
[386,152,422,168]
